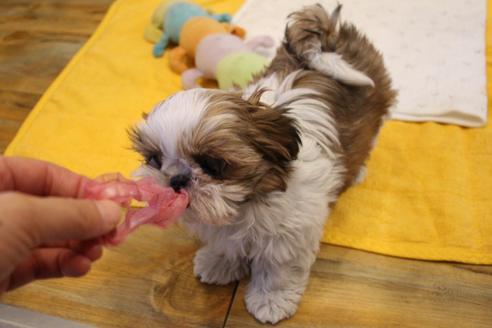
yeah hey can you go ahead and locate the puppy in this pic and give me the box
[131,4,396,324]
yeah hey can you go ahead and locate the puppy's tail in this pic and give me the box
[285,4,374,87]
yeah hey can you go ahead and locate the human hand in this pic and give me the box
[0,156,121,293]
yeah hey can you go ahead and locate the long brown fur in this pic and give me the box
[191,91,301,197]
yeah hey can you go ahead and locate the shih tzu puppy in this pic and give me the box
[131,4,396,324]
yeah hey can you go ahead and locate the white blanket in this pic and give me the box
[233,0,488,127]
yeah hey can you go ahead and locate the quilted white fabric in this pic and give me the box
[234,0,488,127]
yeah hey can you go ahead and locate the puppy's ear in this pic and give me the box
[246,99,301,193]
[248,106,300,164]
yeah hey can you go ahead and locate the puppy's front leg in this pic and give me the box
[245,247,316,324]
[193,244,249,285]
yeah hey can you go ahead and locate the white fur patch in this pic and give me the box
[141,89,210,158]
[309,52,375,87]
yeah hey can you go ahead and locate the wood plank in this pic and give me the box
[0,0,113,153]
[225,244,492,327]
[0,90,38,152]
[0,90,37,120]
[0,30,87,95]
[0,0,113,35]
[1,225,237,328]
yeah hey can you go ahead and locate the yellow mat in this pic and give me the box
[6,0,492,264]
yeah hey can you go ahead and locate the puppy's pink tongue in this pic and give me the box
[83,173,189,246]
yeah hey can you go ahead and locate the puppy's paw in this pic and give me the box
[193,247,248,285]
[245,287,301,324]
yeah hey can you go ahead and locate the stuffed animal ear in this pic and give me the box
[225,24,246,39]
[245,36,275,52]
[168,47,194,74]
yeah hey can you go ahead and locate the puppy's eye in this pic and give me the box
[146,153,162,169]
[194,155,228,179]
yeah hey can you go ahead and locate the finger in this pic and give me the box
[0,193,121,247]
[42,238,100,252]
[40,240,103,261]
[0,156,90,197]
[6,248,92,292]
[79,244,103,261]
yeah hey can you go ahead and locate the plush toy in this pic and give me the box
[167,16,246,74]
[181,33,274,90]
[144,0,232,57]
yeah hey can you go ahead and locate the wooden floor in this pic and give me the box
[1,1,492,327]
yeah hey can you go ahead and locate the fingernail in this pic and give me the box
[95,200,122,228]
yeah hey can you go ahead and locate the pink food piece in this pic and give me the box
[83,173,189,246]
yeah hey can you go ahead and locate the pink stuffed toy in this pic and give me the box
[182,33,274,89]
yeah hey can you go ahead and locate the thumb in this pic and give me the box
[0,192,122,247]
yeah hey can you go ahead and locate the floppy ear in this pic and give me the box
[248,106,300,164]
[245,92,301,193]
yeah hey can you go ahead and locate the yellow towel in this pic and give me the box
[6,0,492,264]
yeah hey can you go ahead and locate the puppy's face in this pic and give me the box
[131,89,300,225]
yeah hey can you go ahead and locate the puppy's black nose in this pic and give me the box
[170,174,191,192]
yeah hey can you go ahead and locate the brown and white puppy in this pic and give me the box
[131,4,396,324]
